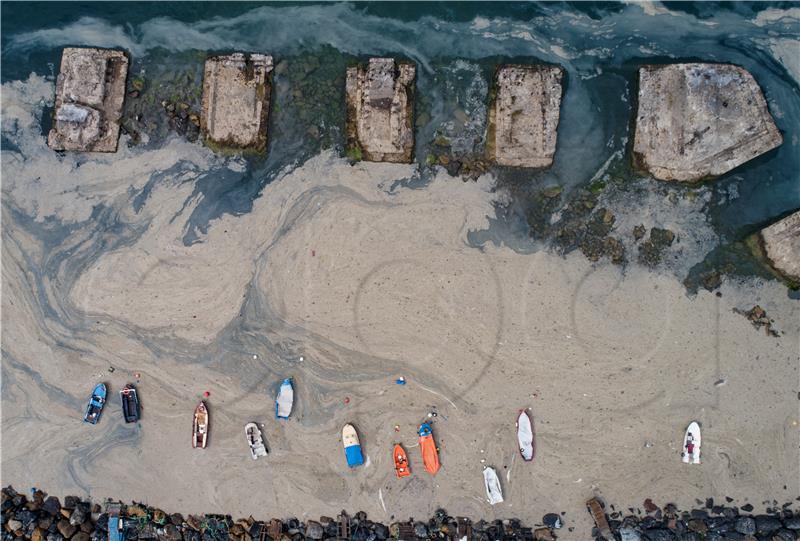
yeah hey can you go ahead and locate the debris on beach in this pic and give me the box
[733,305,781,337]
[345,57,416,163]
[48,47,129,152]
[633,63,782,182]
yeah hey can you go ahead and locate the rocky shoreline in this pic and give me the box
[3,488,798,541]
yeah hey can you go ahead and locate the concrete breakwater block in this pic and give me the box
[750,210,800,286]
[634,63,783,182]
[487,65,564,168]
[346,57,416,163]
[201,53,273,152]
[47,47,129,152]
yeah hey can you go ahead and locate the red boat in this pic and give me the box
[393,443,411,478]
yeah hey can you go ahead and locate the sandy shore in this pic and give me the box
[2,76,799,536]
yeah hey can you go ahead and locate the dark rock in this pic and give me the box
[46,534,65,541]
[69,506,88,526]
[642,528,674,541]
[705,498,714,509]
[619,526,642,541]
[291,534,303,541]
[305,522,323,540]
[184,530,201,541]
[542,514,561,529]
[638,227,676,266]
[43,498,61,517]
[56,521,76,539]
[633,224,646,241]
[774,530,797,541]
[690,510,708,520]
[169,514,183,526]
[138,524,157,540]
[706,517,732,533]
[735,517,756,535]
[38,517,54,531]
[373,524,389,540]
[79,523,93,534]
[644,500,658,514]
[413,522,427,539]
[785,517,800,530]
[688,519,707,534]
[741,504,755,513]
[62,498,78,511]
[72,533,90,541]
[161,524,181,541]
[755,516,782,534]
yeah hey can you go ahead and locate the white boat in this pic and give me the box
[245,422,268,460]
[275,378,294,420]
[483,466,503,505]
[516,409,534,461]
[681,421,701,464]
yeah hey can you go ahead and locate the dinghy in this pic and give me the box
[483,466,504,505]
[342,424,364,467]
[275,378,294,420]
[681,421,701,464]
[516,409,534,461]
[193,401,208,449]
[418,423,440,475]
[120,384,140,423]
[245,422,268,459]
[84,383,107,424]
[393,443,411,478]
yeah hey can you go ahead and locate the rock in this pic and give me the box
[785,517,800,530]
[7,520,22,532]
[169,514,183,526]
[32,528,46,541]
[639,227,676,266]
[542,514,561,529]
[345,58,416,163]
[642,528,674,541]
[127,506,147,519]
[532,527,553,541]
[72,533,90,541]
[43,498,61,517]
[742,504,755,513]
[305,521,323,540]
[736,518,757,535]
[373,523,389,540]
[47,534,65,541]
[161,524,181,541]
[620,526,642,541]
[633,224,646,241]
[201,53,273,152]
[62,497,78,510]
[138,524,157,540]
[756,516,783,535]
[633,63,782,182]
[152,510,166,525]
[487,65,563,168]
[57,521,76,538]
[773,530,797,541]
[413,522,427,539]
[751,210,800,286]
[688,519,708,534]
[69,506,88,526]
[47,48,129,153]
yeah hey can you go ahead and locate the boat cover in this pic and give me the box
[275,378,294,419]
[483,467,504,505]
[345,444,364,467]
[517,410,534,461]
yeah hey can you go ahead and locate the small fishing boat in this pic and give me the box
[483,466,504,505]
[245,422,268,459]
[681,421,701,464]
[106,502,124,541]
[275,377,294,420]
[418,423,440,475]
[193,401,208,449]
[342,423,364,468]
[393,443,411,478]
[119,384,140,423]
[516,409,534,461]
[83,383,107,424]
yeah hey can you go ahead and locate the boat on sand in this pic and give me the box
[393,443,411,478]
[681,421,701,464]
[84,383,107,424]
[245,422,268,459]
[120,384,139,423]
[483,466,504,505]
[275,378,294,420]
[342,423,364,467]
[418,423,440,475]
[516,409,534,461]
[193,401,209,449]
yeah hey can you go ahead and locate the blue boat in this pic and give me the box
[106,502,124,541]
[342,423,364,468]
[83,383,107,424]
[275,378,294,420]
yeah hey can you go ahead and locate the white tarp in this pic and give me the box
[483,467,504,505]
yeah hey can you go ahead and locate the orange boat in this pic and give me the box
[418,423,440,475]
[393,444,411,478]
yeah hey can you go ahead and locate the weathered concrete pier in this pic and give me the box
[345,58,416,163]
[200,53,273,152]
[633,63,782,182]
[486,65,564,168]
[47,47,128,152]
[750,210,800,286]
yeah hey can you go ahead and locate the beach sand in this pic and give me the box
[2,76,799,535]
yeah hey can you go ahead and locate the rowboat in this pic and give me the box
[393,443,411,478]
[193,401,208,449]
[84,383,107,424]
[245,422,268,459]
[681,421,701,464]
[418,423,440,475]
[483,466,504,505]
[275,378,294,420]
[120,384,139,423]
[516,409,534,461]
[342,423,364,467]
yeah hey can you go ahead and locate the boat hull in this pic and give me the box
[393,443,411,478]
[84,383,107,425]
[193,401,208,449]
[120,384,139,423]
[418,423,440,475]
[275,378,294,420]
[343,424,364,467]
[516,409,534,461]
[245,422,268,459]
[681,421,701,464]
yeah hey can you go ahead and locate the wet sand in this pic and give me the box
[2,76,799,535]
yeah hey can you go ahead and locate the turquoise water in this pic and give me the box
[2,1,799,281]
